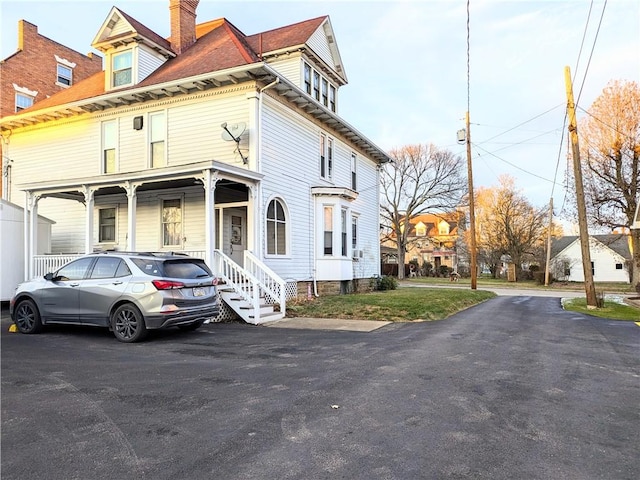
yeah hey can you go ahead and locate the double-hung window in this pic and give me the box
[320,134,327,178]
[162,199,182,247]
[57,64,72,86]
[329,85,336,112]
[98,207,116,243]
[266,198,287,255]
[351,152,357,190]
[112,51,132,87]
[304,63,312,95]
[313,72,320,101]
[102,120,117,173]
[321,79,328,107]
[341,209,348,257]
[351,215,358,250]
[323,206,333,255]
[149,112,166,168]
[327,138,333,180]
[15,93,34,112]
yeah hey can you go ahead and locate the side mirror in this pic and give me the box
[44,273,54,281]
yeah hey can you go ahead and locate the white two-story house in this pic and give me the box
[0,0,391,323]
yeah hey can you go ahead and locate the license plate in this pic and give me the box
[193,287,207,297]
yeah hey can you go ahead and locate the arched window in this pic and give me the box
[266,198,287,255]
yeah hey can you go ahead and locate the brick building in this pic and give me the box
[1,20,102,197]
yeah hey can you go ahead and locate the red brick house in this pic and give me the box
[0,20,103,198]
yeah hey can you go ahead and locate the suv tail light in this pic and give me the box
[152,280,185,290]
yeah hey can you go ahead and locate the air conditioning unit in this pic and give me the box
[352,249,363,260]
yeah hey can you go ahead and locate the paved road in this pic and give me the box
[2,296,638,479]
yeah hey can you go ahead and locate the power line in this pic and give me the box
[472,143,555,184]
[476,104,564,145]
[576,0,608,105]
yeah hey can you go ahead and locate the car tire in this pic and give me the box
[178,319,205,332]
[14,299,43,334]
[111,303,148,343]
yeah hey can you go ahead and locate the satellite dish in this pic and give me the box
[221,122,246,141]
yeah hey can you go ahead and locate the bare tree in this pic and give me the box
[470,176,547,281]
[573,79,640,287]
[380,144,466,279]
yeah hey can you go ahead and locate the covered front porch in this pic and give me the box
[19,160,288,323]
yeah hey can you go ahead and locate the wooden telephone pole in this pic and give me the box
[466,111,477,290]
[564,66,598,307]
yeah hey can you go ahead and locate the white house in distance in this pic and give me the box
[550,235,632,283]
[0,0,391,323]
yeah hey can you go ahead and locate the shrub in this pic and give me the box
[371,275,398,291]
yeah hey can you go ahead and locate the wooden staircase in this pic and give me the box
[213,250,286,325]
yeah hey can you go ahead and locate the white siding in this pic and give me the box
[137,45,166,83]
[267,57,302,86]
[259,96,380,280]
[307,27,334,71]
[553,238,630,283]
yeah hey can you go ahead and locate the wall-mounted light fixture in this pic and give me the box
[133,116,143,130]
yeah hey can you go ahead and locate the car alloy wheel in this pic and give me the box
[111,304,148,343]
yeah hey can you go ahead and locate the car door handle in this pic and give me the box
[70,283,80,287]
[112,281,123,285]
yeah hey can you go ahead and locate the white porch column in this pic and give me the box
[83,186,95,254]
[23,191,39,280]
[247,183,259,259]
[23,191,30,280]
[126,181,139,251]
[202,170,219,268]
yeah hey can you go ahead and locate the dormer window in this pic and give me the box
[112,51,133,87]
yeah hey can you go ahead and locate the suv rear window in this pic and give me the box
[131,258,212,278]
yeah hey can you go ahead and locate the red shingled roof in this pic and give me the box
[12,12,327,115]
[245,16,327,55]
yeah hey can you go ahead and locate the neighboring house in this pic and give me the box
[0,20,102,197]
[550,234,632,283]
[0,0,391,323]
[382,212,462,274]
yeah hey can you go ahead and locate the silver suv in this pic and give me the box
[10,252,220,342]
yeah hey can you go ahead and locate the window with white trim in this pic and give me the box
[351,152,357,190]
[266,198,287,255]
[112,50,133,87]
[323,206,333,255]
[351,215,358,249]
[329,85,336,112]
[57,64,72,86]
[313,71,320,101]
[327,138,333,179]
[162,198,182,247]
[304,62,312,95]
[320,134,327,178]
[341,208,348,256]
[149,111,166,168]
[321,78,328,107]
[15,92,34,112]
[101,120,117,174]
[98,207,117,243]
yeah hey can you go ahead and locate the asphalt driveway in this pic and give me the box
[2,296,639,479]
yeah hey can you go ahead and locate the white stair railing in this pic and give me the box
[213,249,261,322]
[244,250,286,316]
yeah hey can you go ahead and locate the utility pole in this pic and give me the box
[564,66,597,307]
[544,197,553,286]
[466,111,477,290]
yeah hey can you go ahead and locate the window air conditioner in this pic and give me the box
[352,249,363,259]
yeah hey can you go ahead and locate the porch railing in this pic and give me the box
[32,250,207,278]
[244,250,286,314]
[212,249,262,322]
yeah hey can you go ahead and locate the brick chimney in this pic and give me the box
[170,0,199,54]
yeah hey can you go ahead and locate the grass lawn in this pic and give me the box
[404,276,636,294]
[286,287,496,322]
[562,298,640,321]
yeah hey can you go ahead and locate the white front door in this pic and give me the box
[225,208,246,266]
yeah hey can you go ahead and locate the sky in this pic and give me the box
[1,0,639,229]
